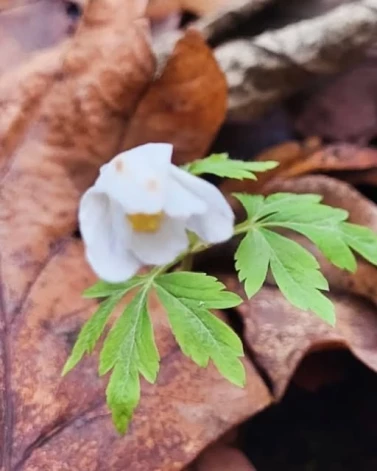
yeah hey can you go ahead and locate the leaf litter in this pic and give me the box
[3,0,377,469]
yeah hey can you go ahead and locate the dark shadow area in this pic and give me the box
[240,351,377,471]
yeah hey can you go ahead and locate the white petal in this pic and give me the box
[79,188,141,282]
[130,216,188,265]
[95,143,173,214]
[164,177,207,218]
[187,211,234,244]
[170,166,234,243]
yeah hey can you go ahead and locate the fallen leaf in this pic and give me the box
[221,141,377,201]
[147,0,248,18]
[194,445,256,471]
[0,0,86,73]
[123,28,227,164]
[339,167,377,187]
[279,144,377,179]
[195,0,275,44]
[19,291,271,470]
[215,0,377,120]
[226,278,377,401]
[0,0,151,466]
[0,1,272,469]
[0,0,154,310]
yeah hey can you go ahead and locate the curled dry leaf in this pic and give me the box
[193,0,274,44]
[225,278,377,401]
[194,445,257,471]
[266,175,377,307]
[215,0,377,120]
[123,29,227,165]
[0,0,271,469]
[278,144,377,179]
[221,140,377,199]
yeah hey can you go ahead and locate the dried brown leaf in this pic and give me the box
[0,0,86,73]
[221,141,377,200]
[19,291,271,470]
[215,0,377,120]
[279,144,377,179]
[147,0,248,18]
[226,278,377,401]
[123,28,227,164]
[195,445,256,471]
[0,1,272,469]
[193,0,274,44]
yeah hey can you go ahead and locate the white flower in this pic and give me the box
[79,143,235,282]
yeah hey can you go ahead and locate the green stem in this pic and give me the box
[180,253,194,271]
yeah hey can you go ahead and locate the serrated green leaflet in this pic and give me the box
[99,288,159,434]
[63,275,149,376]
[83,276,146,298]
[154,272,242,309]
[234,194,265,221]
[154,272,245,387]
[184,153,277,180]
[234,191,377,324]
[234,193,323,222]
[235,230,270,298]
[261,202,355,271]
[262,229,335,325]
[341,222,377,265]
[62,293,124,375]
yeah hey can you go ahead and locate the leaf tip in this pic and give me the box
[61,359,74,377]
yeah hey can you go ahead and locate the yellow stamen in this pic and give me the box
[126,212,163,233]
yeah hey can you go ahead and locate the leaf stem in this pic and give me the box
[180,253,194,271]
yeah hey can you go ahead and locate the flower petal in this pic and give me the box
[130,216,188,265]
[170,166,234,243]
[95,143,173,214]
[164,177,207,218]
[79,188,141,282]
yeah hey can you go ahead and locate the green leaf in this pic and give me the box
[62,293,124,375]
[83,276,146,298]
[100,288,159,434]
[261,200,348,224]
[233,194,265,221]
[262,229,335,325]
[235,192,370,272]
[261,192,323,215]
[235,229,270,298]
[185,153,277,180]
[154,272,242,309]
[154,272,245,387]
[233,192,323,222]
[234,191,377,324]
[262,203,355,271]
[106,360,140,435]
[341,222,377,265]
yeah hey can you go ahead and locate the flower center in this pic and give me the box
[126,212,164,233]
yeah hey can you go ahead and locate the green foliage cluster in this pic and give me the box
[64,153,377,433]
